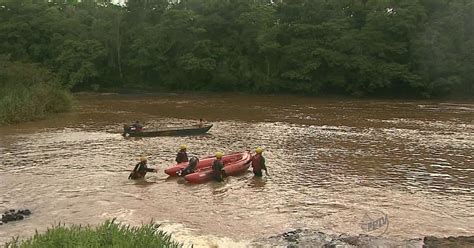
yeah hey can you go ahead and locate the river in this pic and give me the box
[0,93,473,247]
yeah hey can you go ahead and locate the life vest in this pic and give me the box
[251,154,263,171]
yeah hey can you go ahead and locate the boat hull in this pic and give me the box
[164,152,244,176]
[184,152,252,184]
[127,124,212,137]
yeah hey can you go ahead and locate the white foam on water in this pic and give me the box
[158,221,250,248]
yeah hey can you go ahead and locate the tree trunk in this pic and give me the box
[116,14,124,85]
[265,55,270,82]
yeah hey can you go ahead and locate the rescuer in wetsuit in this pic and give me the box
[212,152,225,182]
[178,156,199,176]
[251,147,268,177]
[175,144,189,163]
[128,157,157,179]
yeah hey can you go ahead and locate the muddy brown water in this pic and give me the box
[0,93,473,247]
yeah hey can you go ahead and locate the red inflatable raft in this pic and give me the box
[164,152,246,176]
[184,151,252,184]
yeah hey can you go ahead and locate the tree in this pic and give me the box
[56,39,106,89]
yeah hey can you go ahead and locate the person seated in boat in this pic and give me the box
[128,157,157,180]
[251,147,268,177]
[178,156,199,176]
[175,144,189,163]
[212,152,226,182]
[132,121,143,132]
[198,118,204,128]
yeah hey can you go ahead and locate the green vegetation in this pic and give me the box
[0,0,472,98]
[5,219,182,248]
[0,56,72,124]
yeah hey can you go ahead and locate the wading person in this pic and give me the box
[128,157,157,180]
[251,147,268,177]
[178,156,199,176]
[212,152,225,182]
[175,144,189,163]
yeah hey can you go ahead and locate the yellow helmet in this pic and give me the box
[255,147,263,154]
[140,156,147,162]
[180,144,187,150]
[215,152,224,159]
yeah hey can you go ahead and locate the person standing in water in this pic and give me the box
[175,144,189,163]
[212,152,225,182]
[128,157,157,180]
[251,147,268,177]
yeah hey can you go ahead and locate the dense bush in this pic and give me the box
[0,57,72,124]
[5,219,182,248]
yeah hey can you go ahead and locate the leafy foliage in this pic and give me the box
[5,219,182,248]
[0,0,472,98]
[0,56,72,124]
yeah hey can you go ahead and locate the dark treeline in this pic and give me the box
[0,0,473,98]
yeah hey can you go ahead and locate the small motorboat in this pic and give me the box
[124,124,213,137]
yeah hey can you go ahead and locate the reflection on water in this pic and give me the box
[0,93,473,246]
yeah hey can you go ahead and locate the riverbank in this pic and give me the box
[5,223,474,248]
[255,229,474,247]
[74,88,474,101]
[4,220,181,248]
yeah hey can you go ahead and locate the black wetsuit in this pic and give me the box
[212,159,225,182]
[175,150,189,163]
[129,162,155,179]
[179,157,199,176]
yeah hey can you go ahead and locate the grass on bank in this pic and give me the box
[5,219,182,248]
[0,58,73,125]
